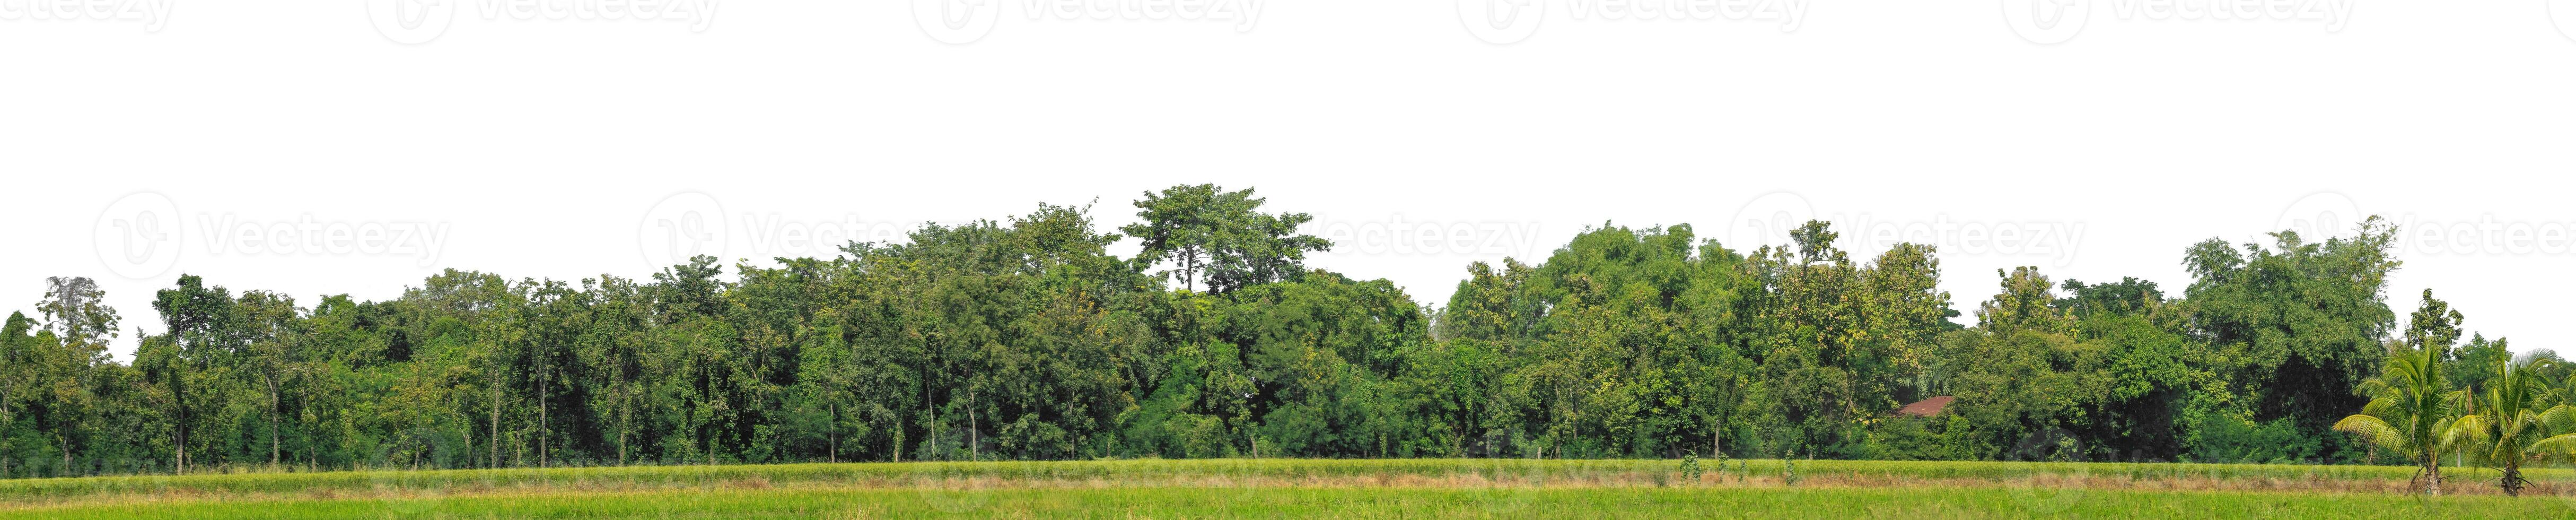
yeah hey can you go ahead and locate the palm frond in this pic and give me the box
[2334,414,2407,451]
[2529,432,2576,461]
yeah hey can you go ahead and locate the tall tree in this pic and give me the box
[0,313,32,478]
[1124,184,1232,292]
[235,290,304,467]
[148,274,242,474]
[38,277,119,356]
[1123,184,1330,293]
[2179,215,2400,461]
[1744,221,1952,454]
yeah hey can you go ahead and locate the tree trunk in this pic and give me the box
[2426,455,2441,497]
[2503,463,2523,497]
[0,396,17,478]
[490,377,502,470]
[1179,248,1202,292]
[298,392,312,472]
[538,370,548,469]
[0,400,10,479]
[174,393,188,475]
[267,373,281,467]
[701,365,715,466]
[829,401,838,464]
[618,381,630,466]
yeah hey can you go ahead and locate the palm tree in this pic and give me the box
[2448,355,2576,496]
[2334,344,2457,496]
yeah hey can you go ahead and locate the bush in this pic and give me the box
[2181,410,2316,464]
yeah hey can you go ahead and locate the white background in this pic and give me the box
[4,0,2572,360]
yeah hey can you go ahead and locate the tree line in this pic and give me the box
[0,185,2524,478]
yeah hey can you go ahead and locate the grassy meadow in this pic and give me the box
[6,459,2576,518]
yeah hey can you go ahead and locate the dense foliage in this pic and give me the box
[0,186,2529,478]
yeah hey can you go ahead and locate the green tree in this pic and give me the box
[1742,221,1952,455]
[1123,184,1330,293]
[234,290,304,467]
[2448,355,2576,496]
[148,274,243,474]
[2179,216,2400,462]
[0,313,32,478]
[37,277,119,358]
[2332,342,2457,496]
[2054,277,2162,319]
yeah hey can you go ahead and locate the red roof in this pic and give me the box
[1896,396,1953,418]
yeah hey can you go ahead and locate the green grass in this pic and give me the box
[4,458,2556,498]
[6,459,2575,518]
[10,484,2576,519]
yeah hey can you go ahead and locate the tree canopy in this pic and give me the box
[0,187,2518,479]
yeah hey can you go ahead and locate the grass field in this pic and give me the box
[6,459,2576,518]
